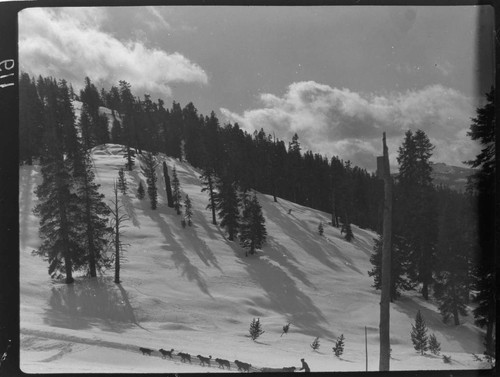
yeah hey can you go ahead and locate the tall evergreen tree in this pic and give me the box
[74,150,112,277]
[287,133,302,203]
[368,235,415,301]
[214,174,240,241]
[141,152,159,210]
[172,166,182,215]
[162,161,174,208]
[32,78,82,284]
[396,129,437,300]
[80,77,109,147]
[119,80,137,168]
[200,168,218,225]
[433,191,469,325]
[465,88,496,357]
[19,72,44,165]
[110,118,122,144]
[118,168,128,195]
[239,192,267,255]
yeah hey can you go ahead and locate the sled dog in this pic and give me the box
[234,359,251,372]
[139,347,153,356]
[197,354,212,366]
[178,352,192,363]
[159,348,174,359]
[215,358,231,369]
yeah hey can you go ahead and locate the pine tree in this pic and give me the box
[433,191,469,325]
[74,150,112,277]
[310,337,320,351]
[172,166,182,215]
[124,145,136,171]
[137,180,145,200]
[184,194,193,226]
[249,318,265,341]
[19,72,44,165]
[200,168,218,225]
[396,129,437,300]
[119,81,138,168]
[410,310,428,355]
[141,152,158,210]
[428,333,441,356]
[111,118,122,144]
[332,334,345,357]
[32,78,83,284]
[214,174,240,241]
[341,217,354,242]
[287,133,302,203]
[239,192,267,255]
[118,168,128,195]
[318,222,324,236]
[162,161,174,208]
[465,88,496,358]
[79,77,109,147]
[368,235,415,301]
[108,181,130,284]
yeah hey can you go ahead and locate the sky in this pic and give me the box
[18,5,494,171]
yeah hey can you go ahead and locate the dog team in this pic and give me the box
[138,347,250,371]
[138,346,311,372]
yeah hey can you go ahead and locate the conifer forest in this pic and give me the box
[17,68,495,372]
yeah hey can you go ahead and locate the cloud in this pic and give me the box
[19,7,208,97]
[221,81,479,171]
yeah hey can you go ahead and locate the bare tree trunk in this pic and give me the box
[378,132,392,371]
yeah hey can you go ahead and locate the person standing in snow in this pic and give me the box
[300,358,310,372]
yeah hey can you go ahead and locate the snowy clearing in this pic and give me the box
[19,144,492,373]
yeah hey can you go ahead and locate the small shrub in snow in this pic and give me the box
[137,181,145,200]
[310,337,320,351]
[428,333,441,355]
[442,355,452,364]
[184,194,193,226]
[281,322,290,337]
[249,318,265,341]
[410,310,428,355]
[332,334,345,357]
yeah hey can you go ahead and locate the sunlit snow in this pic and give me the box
[19,144,492,373]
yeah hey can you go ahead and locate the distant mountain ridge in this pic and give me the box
[430,162,475,192]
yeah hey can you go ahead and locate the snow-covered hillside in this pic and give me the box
[19,144,491,373]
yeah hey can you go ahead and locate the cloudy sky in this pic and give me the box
[19,5,494,171]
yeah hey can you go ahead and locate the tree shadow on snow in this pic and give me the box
[238,256,334,339]
[121,192,140,228]
[262,201,343,273]
[44,277,139,333]
[147,210,213,297]
[266,237,316,289]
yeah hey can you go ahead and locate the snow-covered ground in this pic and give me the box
[19,144,493,373]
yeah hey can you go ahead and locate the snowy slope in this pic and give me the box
[19,144,492,373]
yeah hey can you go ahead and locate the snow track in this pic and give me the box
[22,328,262,372]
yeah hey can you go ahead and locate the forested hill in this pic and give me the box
[19,74,496,365]
[20,144,490,372]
